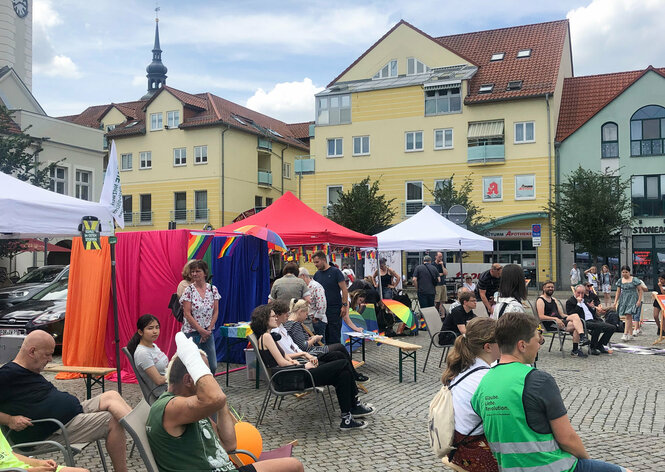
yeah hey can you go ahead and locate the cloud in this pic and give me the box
[34,55,81,78]
[568,0,665,75]
[246,78,323,123]
[32,0,82,78]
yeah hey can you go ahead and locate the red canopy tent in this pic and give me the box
[217,191,377,248]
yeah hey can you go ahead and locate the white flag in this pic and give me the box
[100,140,125,228]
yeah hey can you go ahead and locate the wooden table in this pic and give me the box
[218,324,255,388]
[345,332,421,383]
[43,365,116,399]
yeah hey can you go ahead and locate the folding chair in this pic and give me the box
[420,306,457,372]
[246,334,333,429]
[122,347,165,404]
[529,298,568,358]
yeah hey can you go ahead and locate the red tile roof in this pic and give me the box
[286,121,313,140]
[328,19,570,105]
[556,66,665,142]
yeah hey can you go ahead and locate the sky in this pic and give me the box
[31,0,665,123]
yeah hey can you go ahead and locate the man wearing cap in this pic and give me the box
[299,267,327,342]
[412,255,440,309]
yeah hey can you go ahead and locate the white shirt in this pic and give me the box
[450,358,491,435]
[463,282,476,292]
[271,324,301,355]
[578,301,594,321]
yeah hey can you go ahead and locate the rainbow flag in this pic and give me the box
[331,253,336,262]
[217,236,239,258]
[356,252,362,260]
[188,233,213,260]
[368,251,377,259]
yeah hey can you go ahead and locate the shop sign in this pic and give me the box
[515,175,536,200]
[632,226,665,234]
[633,251,652,265]
[487,229,533,239]
[483,176,503,201]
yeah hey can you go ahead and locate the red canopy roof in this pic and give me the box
[217,192,377,248]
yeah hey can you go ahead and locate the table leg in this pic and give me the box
[255,358,260,389]
[86,374,92,400]
[362,338,366,362]
[226,340,230,388]
[413,350,417,382]
[398,349,403,383]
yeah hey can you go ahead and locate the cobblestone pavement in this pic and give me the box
[42,295,663,471]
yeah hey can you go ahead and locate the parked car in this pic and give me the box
[0,277,68,346]
[0,265,68,309]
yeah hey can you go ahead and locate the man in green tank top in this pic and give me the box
[471,312,631,472]
[146,333,303,472]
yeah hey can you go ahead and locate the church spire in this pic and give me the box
[142,7,167,100]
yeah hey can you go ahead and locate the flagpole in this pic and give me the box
[110,229,122,395]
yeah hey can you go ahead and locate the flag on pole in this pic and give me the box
[100,140,124,228]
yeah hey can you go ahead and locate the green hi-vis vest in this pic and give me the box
[471,363,577,472]
[146,392,236,472]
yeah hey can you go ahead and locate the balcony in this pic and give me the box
[258,137,272,154]
[295,159,315,174]
[467,144,505,164]
[169,209,210,224]
[258,170,273,187]
[125,211,153,225]
[401,201,434,218]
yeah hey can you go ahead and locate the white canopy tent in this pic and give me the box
[375,205,493,252]
[0,171,114,238]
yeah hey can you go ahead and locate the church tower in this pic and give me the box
[142,11,167,100]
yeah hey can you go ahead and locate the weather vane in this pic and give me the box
[155,3,160,22]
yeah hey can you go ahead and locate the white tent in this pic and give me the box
[0,171,114,238]
[375,205,493,252]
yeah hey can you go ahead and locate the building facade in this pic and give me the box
[0,0,32,90]
[557,67,665,288]
[301,20,573,284]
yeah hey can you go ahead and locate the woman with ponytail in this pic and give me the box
[127,314,168,401]
[440,317,499,472]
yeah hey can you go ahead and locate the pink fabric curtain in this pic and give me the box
[105,230,189,381]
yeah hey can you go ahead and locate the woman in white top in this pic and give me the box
[492,264,527,319]
[463,275,476,292]
[126,314,168,402]
[441,317,499,472]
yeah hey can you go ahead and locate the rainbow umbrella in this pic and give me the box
[383,299,416,331]
[233,225,287,252]
[341,312,368,353]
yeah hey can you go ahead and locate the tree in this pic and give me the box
[0,104,55,259]
[430,174,492,233]
[328,176,397,235]
[546,166,632,262]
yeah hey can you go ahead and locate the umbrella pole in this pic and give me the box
[458,243,463,282]
[110,237,122,395]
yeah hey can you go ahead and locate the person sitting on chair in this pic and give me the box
[146,333,304,472]
[440,291,477,345]
[536,281,588,358]
[0,428,89,472]
[566,285,615,355]
[0,331,131,472]
[126,314,168,401]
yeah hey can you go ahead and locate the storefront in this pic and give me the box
[483,229,538,286]
[632,228,665,288]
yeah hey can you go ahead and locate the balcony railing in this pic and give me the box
[258,137,272,153]
[295,159,315,174]
[401,201,435,217]
[258,170,273,187]
[467,144,505,163]
[170,209,210,223]
[124,211,153,225]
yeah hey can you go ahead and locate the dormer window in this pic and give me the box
[517,49,532,58]
[233,115,246,125]
[490,52,505,61]
[479,84,494,94]
[373,60,397,79]
[407,57,430,75]
[507,80,523,91]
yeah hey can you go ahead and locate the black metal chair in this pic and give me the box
[122,347,166,405]
[420,306,457,372]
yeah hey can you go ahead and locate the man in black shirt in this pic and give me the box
[0,331,131,472]
[412,255,440,309]
[536,281,588,357]
[433,252,448,312]
[440,291,476,344]
[475,263,502,314]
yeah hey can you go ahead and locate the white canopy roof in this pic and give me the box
[0,171,114,238]
[375,205,493,252]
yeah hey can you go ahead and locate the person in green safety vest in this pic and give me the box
[471,312,632,472]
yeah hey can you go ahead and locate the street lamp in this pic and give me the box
[621,225,632,268]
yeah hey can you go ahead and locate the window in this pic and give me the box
[49,166,67,194]
[121,153,132,171]
[514,122,535,143]
[353,136,370,156]
[103,125,115,150]
[373,60,397,79]
[123,195,132,224]
[425,87,461,115]
[483,176,503,201]
[167,110,180,128]
[150,113,163,131]
[327,185,343,206]
[515,174,536,200]
[490,52,505,61]
[434,179,451,193]
[194,145,208,164]
[174,192,187,221]
[407,58,429,75]
[255,196,263,208]
[266,197,273,206]
[75,170,91,201]
[173,148,186,166]
[479,84,494,94]
[140,151,152,169]
[507,80,523,91]
[517,49,532,58]
[434,129,453,150]
[283,162,292,179]
[632,174,665,216]
[601,122,619,158]
[327,138,343,157]
[316,94,351,125]
[195,190,207,221]
[405,181,423,215]
[405,131,423,152]
[140,194,152,223]
[630,105,665,156]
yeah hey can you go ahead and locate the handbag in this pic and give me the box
[168,293,184,323]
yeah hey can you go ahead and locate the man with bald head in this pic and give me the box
[0,331,131,472]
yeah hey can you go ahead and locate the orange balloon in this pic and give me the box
[234,421,263,465]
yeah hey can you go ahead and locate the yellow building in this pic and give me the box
[301,20,573,284]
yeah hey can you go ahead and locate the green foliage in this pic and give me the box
[430,174,491,233]
[328,176,397,235]
[546,166,632,259]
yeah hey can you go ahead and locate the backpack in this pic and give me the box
[427,366,489,459]
[168,293,184,323]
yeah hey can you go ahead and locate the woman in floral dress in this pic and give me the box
[614,265,643,342]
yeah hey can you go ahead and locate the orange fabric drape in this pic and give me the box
[56,236,111,379]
